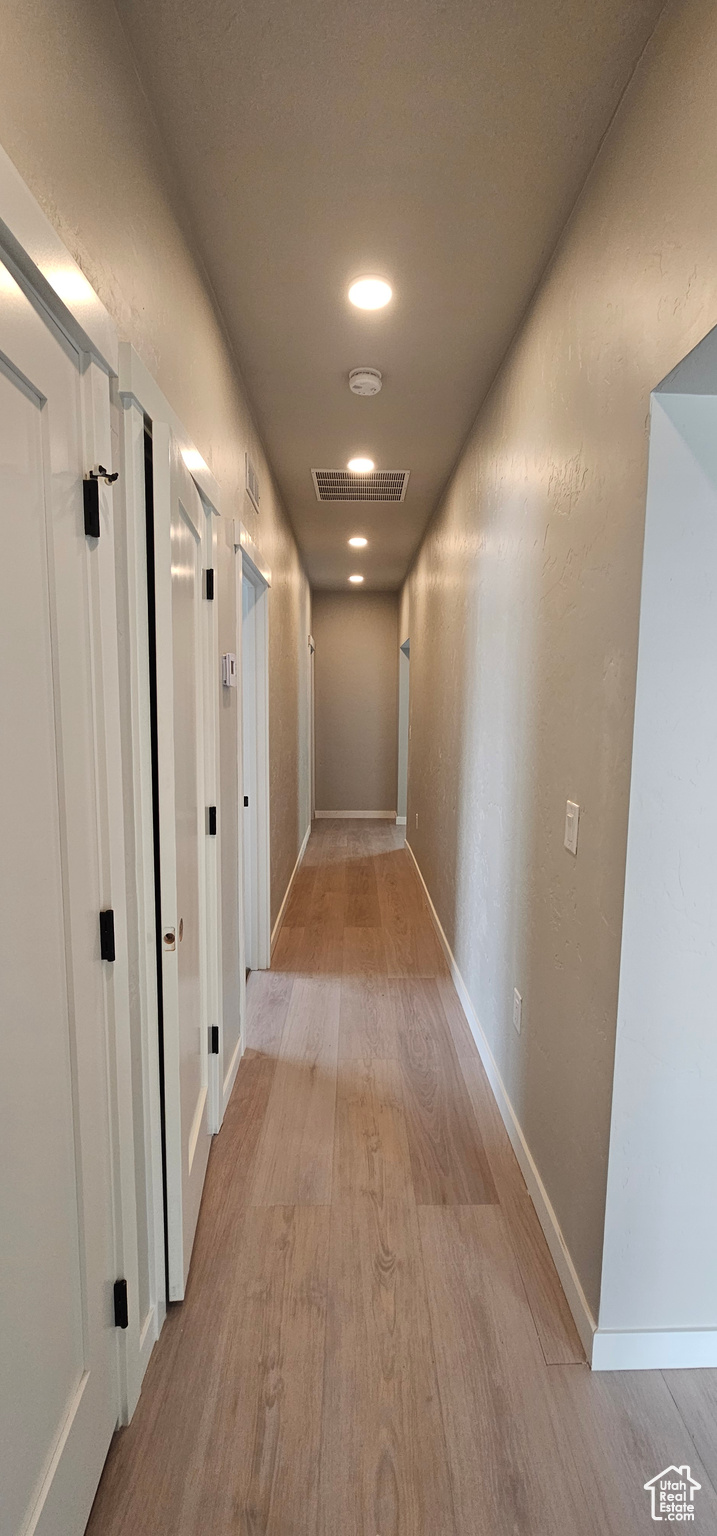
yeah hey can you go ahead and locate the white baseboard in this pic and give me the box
[314,810,396,819]
[395,815,407,825]
[404,839,597,1364]
[221,1030,244,1121]
[271,821,311,954]
[591,1328,717,1371]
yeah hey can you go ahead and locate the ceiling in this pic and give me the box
[117,0,664,590]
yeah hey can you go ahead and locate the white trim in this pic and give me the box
[395,816,407,826]
[404,838,597,1364]
[118,343,221,515]
[114,393,166,1410]
[221,1031,244,1121]
[232,518,271,585]
[0,143,117,372]
[240,552,271,971]
[591,1328,717,1372]
[314,810,396,819]
[271,821,311,954]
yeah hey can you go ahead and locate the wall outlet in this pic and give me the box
[564,799,580,856]
[513,988,522,1034]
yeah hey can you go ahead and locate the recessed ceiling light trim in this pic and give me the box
[347,456,374,473]
[349,574,364,583]
[311,469,410,503]
[349,536,368,547]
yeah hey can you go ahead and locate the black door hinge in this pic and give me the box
[244,794,249,807]
[83,466,118,538]
[207,805,217,836]
[209,1025,219,1054]
[113,1278,129,1329]
[99,909,116,962]
[204,568,215,600]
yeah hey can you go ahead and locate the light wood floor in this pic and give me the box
[87,820,717,1534]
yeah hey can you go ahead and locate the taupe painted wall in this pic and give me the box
[400,0,717,1320]
[313,592,398,814]
[0,0,310,983]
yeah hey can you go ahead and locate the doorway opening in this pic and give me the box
[596,332,717,1365]
[397,636,410,832]
[241,552,271,973]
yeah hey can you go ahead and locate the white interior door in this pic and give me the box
[0,261,117,1533]
[242,572,258,969]
[152,427,213,1299]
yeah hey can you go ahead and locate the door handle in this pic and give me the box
[163,927,176,951]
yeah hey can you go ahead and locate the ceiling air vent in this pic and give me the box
[311,469,410,503]
[245,451,260,513]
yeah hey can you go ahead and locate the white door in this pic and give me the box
[0,261,117,1533]
[242,571,258,970]
[152,427,213,1299]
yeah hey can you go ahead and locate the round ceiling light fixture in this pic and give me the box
[349,367,382,397]
[347,456,374,474]
[348,277,392,310]
[349,573,364,584]
[349,536,368,548]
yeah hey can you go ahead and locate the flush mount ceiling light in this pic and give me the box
[348,277,392,310]
[349,536,368,547]
[349,573,364,583]
[347,456,374,473]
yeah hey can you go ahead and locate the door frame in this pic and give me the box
[118,348,224,1283]
[151,428,219,1297]
[397,636,410,827]
[308,632,316,820]
[235,520,271,975]
[0,145,142,1453]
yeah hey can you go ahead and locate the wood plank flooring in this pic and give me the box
[86,820,717,1535]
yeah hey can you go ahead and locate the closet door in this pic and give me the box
[152,427,214,1298]
[0,258,117,1534]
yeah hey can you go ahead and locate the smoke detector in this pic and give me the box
[349,367,382,397]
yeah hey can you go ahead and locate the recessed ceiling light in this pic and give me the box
[349,536,368,547]
[348,277,392,310]
[349,574,364,584]
[347,457,374,473]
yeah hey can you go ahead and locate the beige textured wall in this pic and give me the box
[313,592,398,814]
[0,0,310,966]
[400,0,717,1319]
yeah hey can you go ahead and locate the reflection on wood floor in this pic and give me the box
[87,820,717,1535]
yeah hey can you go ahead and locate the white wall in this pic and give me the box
[400,0,717,1324]
[313,591,399,814]
[598,380,717,1345]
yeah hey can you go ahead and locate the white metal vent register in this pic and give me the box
[312,469,410,502]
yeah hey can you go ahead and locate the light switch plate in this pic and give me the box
[564,799,580,855]
[513,988,522,1035]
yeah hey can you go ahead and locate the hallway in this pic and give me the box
[86,821,717,1535]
